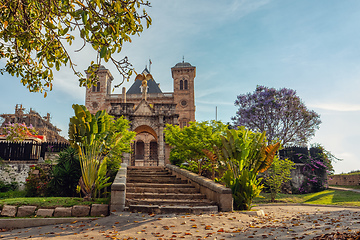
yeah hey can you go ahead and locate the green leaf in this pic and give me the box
[100,46,107,58]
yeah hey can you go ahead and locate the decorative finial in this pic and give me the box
[182,56,184,63]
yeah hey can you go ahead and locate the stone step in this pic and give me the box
[127,171,171,176]
[126,183,194,188]
[127,187,199,194]
[127,174,174,179]
[125,166,218,214]
[128,166,165,171]
[127,178,188,184]
[128,204,218,214]
[127,198,215,207]
[126,192,206,200]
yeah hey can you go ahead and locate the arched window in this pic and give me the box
[180,119,188,128]
[92,82,101,92]
[184,80,188,90]
[180,80,183,90]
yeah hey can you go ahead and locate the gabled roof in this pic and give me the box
[126,68,163,94]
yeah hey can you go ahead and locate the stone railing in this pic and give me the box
[166,164,233,212]
[110,163,127,212]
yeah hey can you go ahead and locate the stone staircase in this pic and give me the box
[126,166,218,214]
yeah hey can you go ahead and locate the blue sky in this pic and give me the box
[1,0,359,173]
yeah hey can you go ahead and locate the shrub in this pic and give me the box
[48,147,82,197]
[25,165,51,197]
[0,180,18,192]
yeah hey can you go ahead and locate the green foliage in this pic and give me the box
[264,156,295,202]
[68,104,135,200]
[48,147,82,197]
[165,121,227,177]
[0,0,152,96]
[0,180,18,193]
[220,127,280,210]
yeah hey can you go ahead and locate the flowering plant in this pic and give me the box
[2,122,37,142]
[25,165,50,197]
[297,146,332,193]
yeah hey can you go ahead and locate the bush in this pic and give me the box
[25,165,51,197]
[48,147,82,197]
[0,180,18,192]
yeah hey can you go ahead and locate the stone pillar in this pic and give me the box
[144,141,150,165]
[122,87,126,103]
[158,116,165,166]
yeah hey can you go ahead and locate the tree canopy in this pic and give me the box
[164,120,228,167]
[0,0,152,96]
[231,86,321,146]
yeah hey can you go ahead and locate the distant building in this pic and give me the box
[85,61,196,166]
[0,104,68,143]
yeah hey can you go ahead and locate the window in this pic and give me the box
[180,80,183,90]
[184,80,188,90]
[92,82,101,92]
[180,120,188,128]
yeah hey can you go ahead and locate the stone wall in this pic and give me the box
[289,163,306,190]
[0,163,33,190]
[328,174,360,186]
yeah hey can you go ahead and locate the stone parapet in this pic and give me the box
[110,163,127,212]
[0,204,109,218]
[166,164,233,212]
[328,174,360,186]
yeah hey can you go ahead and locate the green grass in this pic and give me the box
[0,190,27,199]
[0,197,109,208]
[330,185,360,189]
[254,189,360,207]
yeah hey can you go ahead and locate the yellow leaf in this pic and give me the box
[4,21,8,29]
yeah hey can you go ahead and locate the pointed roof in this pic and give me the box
[126,68,163,94]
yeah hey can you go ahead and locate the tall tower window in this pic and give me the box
[92,82,101,92]
[180,80,183,90]
[184,80,188,90]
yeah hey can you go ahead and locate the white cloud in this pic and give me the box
[309,103,360,112]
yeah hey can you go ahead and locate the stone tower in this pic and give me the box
[171,61,196,128]
[85,66,114,114]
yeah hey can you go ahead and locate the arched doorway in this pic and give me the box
[132,125,158,166]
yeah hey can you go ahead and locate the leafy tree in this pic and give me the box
[164,121,227,178]
[232,86,321,146]
[264,156,295,202]
[0,0,152,96]
[219,127,280,210]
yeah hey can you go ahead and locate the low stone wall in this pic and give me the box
[44,152,59,163]
[328,174,360,186]
[110,163,127,212]
[166,164,233,212]
[0,204,109,218]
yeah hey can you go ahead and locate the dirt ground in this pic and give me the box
[1,204,360,239]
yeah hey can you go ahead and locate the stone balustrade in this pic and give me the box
[166,164,233,212]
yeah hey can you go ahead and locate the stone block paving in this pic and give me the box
[1,205,360,239]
